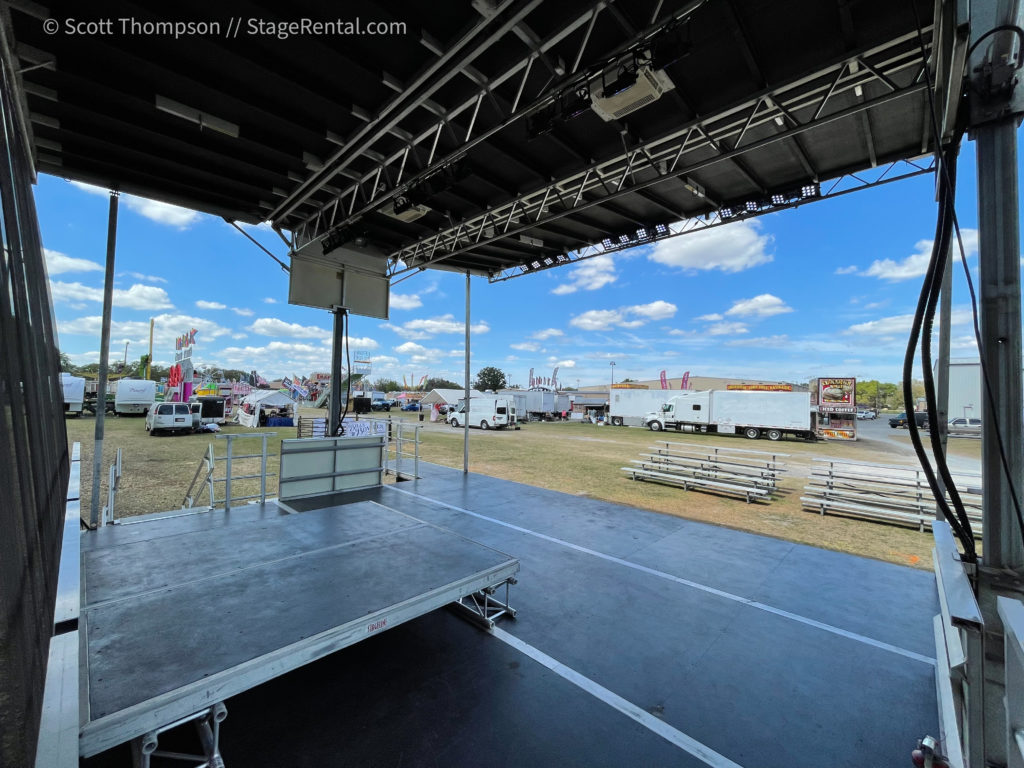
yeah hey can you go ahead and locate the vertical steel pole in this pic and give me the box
[935,242,953,514]
[329,309,344,436]
[976,120,1024,569]
[224,436,233,511]
[90,192,119,527]
[464,271,470,473]
[259,434,267,504]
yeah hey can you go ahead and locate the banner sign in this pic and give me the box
[726,384,793,392]
[660,370,667,389]
[681,371,690,390]
[818,377,856,410]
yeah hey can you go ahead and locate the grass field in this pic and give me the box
[66,410,967,571]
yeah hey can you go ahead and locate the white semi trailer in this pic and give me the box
[642,390,814,441]
[60,373,85,416]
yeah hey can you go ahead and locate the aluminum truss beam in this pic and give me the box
[387,30,931,277]
[488,157,935,282]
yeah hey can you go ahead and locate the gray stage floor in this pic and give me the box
[84,461,939,767]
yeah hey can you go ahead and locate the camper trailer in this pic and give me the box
[60,373,85,416]
[114,379,157,415]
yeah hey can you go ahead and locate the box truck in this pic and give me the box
[642,390,814,441]
[60,373,85,416]
[448,397,518,429]
[520,390,570,420]
[114,379,157,415]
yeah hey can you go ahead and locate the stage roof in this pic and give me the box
[1,0,961,279]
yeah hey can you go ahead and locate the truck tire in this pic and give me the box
[450,417,460,428]
[649,421,663,432]
[744,427,760,439]
[611,416,623,426]
[480,420,489,430]
[767,429,782,441]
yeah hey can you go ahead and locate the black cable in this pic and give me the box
[342,310,352,432]
[910,0,1024,554]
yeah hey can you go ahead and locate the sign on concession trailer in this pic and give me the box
[813,377,857,440]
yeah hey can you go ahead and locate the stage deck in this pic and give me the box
[79,497,519,756]
[83,462,939,767]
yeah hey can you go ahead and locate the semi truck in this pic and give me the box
[609,388,686,426]
[642,390,814,441]
[520,389,570,420]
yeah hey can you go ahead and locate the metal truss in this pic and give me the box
[381,27,933,278]
[450,578,518,630]
[487,156,936,283]
[285,0,708,247]
[130,702,228,768]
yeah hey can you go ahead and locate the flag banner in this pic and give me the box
[660,370,667,389]
[681,371,690,390]
[529,368,534,388]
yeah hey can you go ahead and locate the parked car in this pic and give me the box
[889,411,929,429]
[370,399,391,411]
[856,409,877,420]
[437,404,451,415]
[948,417,982,436]
[401,401,421,411]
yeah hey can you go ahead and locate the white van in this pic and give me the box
[60,373,85,416]
[448,397,517,430]
[146,402,194,435]
[115,379,157,415]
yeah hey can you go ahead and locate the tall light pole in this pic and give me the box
[609,361,615,391]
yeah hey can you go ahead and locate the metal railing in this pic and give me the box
[385,418,421,480]
[101,448,123,525]
[181,434,276,511]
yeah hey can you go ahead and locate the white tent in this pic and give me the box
[419,388,485,406]
[237,389,295,428]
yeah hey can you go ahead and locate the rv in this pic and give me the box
[447,397,518,429]
[114,379,157,415]
[60,373,85,416]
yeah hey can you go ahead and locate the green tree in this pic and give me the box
[59,351,75,373]
[473,366,507,391]
[423,377,460,390]
[371,377,402,392]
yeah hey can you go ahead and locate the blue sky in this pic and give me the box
[38,130,1022,388]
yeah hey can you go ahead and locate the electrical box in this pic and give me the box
[288,237,390,319]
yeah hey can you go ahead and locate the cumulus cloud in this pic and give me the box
[707,322,749,336]
[196,300,226,310]
[532,328,563,340]
[858,229,979,281]
[551,254,617,295]
[50,281,173,310]
[45,248,102,275]
[246,317,332,340]
[70,181,202,228]
[390,292,423,310]
[121,271,167,283]
[57,313,232,349]
[554,359,576,368]
[835,265,858,275]
[263,297,278,304]
[511,342,540,352]
[846,308,974,336]
[231,307,254,317]
[569,301,677,331]
[648,220,773,273]
[696,313,723,321]
[386,314,490,340]
[724,294,793,318]
[394,341,444,365]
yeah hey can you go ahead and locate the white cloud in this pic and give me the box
[724,294,793,318]
[231,307,254,317]
[860,229,979,282]
[263,297,278,304]
[122,271,167,284]
[50,281,173,310]
[707,322,749,336]
[393,340,444,365]
[57,313,232,350]
[835,265,858,275]
[554,359,576,368]
[70,181,202,228]
[196,300,227,310]
[45,248,102,275]
[648,220,773,273]
[247,317,331,339]
[395,341,426,354]
[726,334,790,348]
[511,342,540,352]
[696,313,723,321]
[846,308,974,336]
[532,328,563,340]
[386,314,490,340]
[215,341,330,378]
[390,292,423,310]
[569,301,676,331]
[551,254,617,295]
[629,300,677,321]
